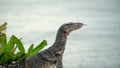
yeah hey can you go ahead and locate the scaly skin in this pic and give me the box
[0,22,84,68]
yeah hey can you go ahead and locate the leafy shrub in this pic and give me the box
[0,23,47,65]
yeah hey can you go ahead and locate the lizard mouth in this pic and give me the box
[83,24,87,26]
[73,23,87,31]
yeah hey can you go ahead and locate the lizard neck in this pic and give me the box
[50,29,68,54]
[54,31,67,47]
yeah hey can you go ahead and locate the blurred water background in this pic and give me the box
[0,0,120,68]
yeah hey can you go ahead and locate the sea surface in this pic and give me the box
[0,0,120,68]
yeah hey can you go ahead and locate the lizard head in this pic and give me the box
[59,22,86,36]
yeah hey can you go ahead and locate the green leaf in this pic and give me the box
[0,54,5,65]
[0,52,4,61]
[0,53,9,65]
[27,44,34,57]
[15,52,27,61]
[14,52,21,61]
[32,40,47,56]
[0,33,7,48]
[5,52,16,63]
[6,35,15,52]
[19,53,27,60]
[12,35,25,53]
